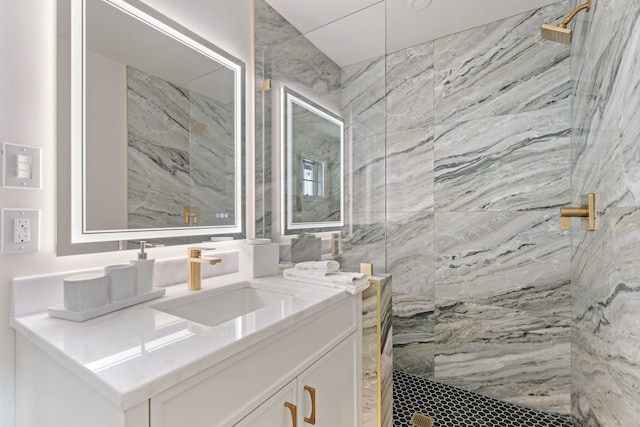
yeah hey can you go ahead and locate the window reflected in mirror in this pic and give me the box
[302,158,324,197]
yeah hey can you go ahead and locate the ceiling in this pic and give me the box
[264,0,564,67]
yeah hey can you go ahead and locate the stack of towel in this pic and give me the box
[283,261,370,294]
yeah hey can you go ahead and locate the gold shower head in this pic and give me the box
[540,23,572,44]
[540,0,591,44]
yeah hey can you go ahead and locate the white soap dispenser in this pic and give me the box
[130,241,155,295]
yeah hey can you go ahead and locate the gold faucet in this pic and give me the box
[187,248,222,291]
[560,193,597,231]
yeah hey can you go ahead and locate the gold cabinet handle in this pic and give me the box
[284,402,297,427]
[303,386,316,425]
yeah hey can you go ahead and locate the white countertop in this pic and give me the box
[11,272,346,411]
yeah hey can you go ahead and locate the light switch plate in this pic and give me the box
[2,209,40,253]
[3,142,42,189]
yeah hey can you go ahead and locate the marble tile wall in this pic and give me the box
[570,0,640,424]
[338,56,387,273]
[385,1,573,414]
[308,25,392,427]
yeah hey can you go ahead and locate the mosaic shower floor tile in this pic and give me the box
[393,370,572,427]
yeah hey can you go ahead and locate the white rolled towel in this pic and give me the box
[294,260,340,276]
[283,268,370,294]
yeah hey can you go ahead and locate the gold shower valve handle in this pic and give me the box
[560,193,597,231]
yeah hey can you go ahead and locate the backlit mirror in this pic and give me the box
[61,0,245,246]
[282,88,344,233]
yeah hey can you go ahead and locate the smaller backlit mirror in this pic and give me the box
[282,88,344,233]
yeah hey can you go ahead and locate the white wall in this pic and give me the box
[0,1,253,425]
[84,51,128,231]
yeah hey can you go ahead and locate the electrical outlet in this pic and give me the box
[14,218,31,243]
[2,209,39,253]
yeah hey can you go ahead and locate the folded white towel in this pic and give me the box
[283,268,370,294]
[294,261,340,275]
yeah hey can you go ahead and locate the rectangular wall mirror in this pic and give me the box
[282,88,344,233]
[59,0,245,247]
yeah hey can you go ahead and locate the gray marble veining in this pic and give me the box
[434,106,571,212]
[570,0,640,424]
[571,4,640,208]
[386,42,434,134]
[433,1,571,125]
[382,2,573,414]
[435,212,570,302]
[436,341,570,414]
[341,57,386,140]
[387,212,435,297]
[434,211,571,414]
[336,220,386,273]
[392,293,435,378]
[348,132,386,216]
[571,208,640,425]
[342,56,387,217]
[386,129,434,213]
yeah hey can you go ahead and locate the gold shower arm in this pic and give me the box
[559,0,591,28]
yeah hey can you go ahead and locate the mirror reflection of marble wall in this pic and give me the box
[126,66,236,229]
[82,0,240,233]
[57,0,248,255]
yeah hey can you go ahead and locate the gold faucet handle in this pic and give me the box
[187,248,222,265]
[188,247,216,256]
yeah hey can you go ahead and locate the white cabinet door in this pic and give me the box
[297,334,358,427]
[235,333,358,427]
[235,380,297,427]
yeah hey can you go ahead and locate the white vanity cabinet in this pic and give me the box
[13,275,362,427]
[149,296,360,427]
[236,333,357,427]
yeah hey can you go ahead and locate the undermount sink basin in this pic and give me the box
[150,281,294,327]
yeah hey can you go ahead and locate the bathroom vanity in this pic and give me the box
[12,273,362,427]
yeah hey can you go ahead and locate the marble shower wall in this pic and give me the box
[387,1,573,414]
[337,56,387,273]
[570,0,640,424]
